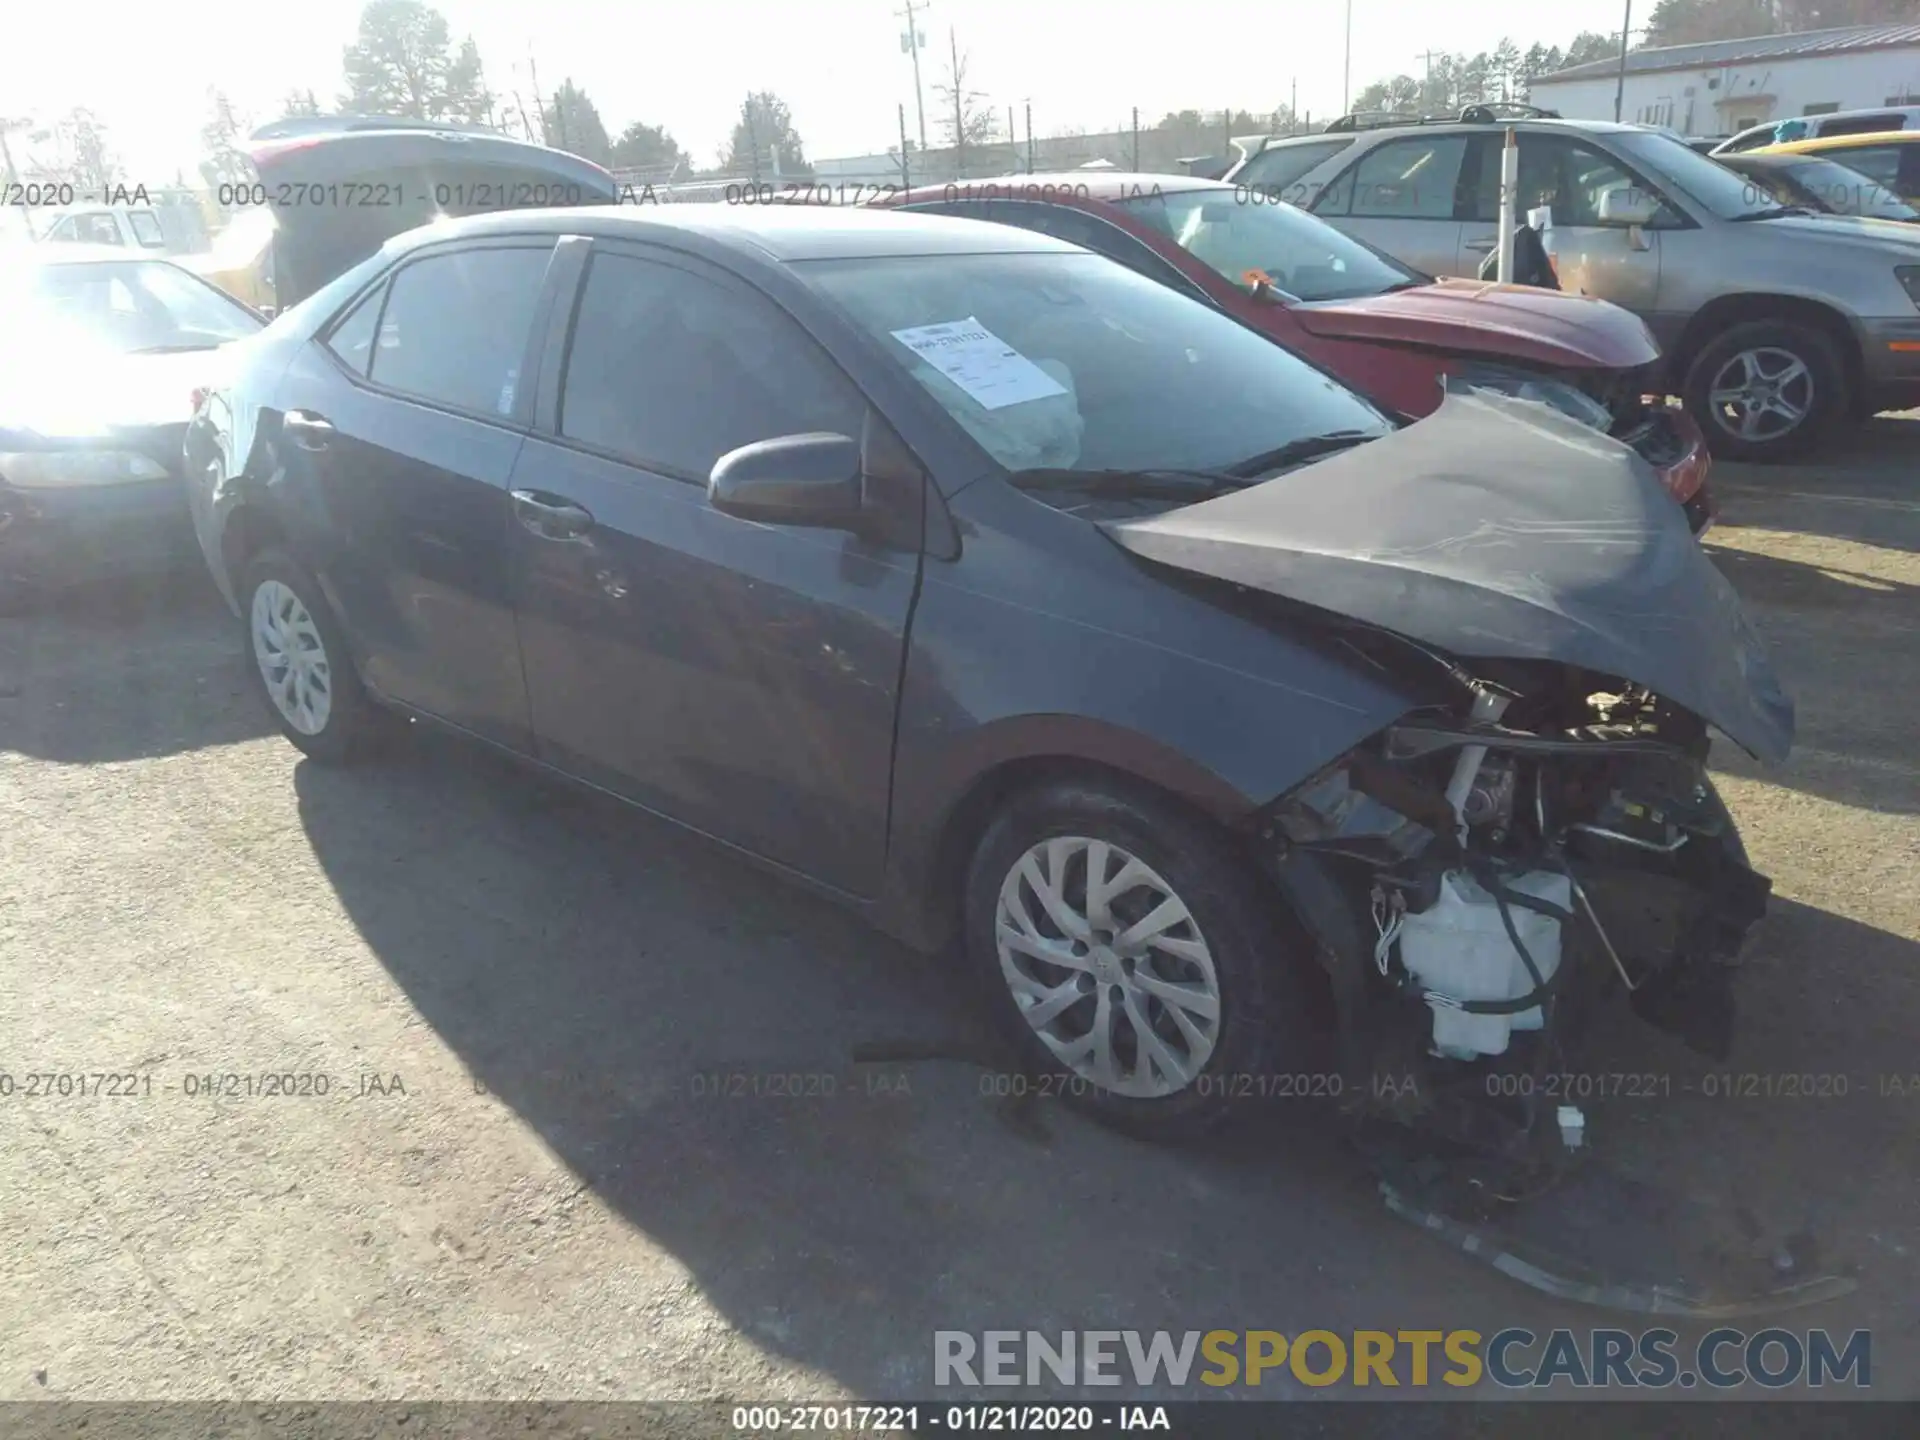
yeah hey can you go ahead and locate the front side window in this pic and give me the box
[559,251,866,480]
[367,246,553,417]
[127,211,167,249]
[1517,135,1684,228]
[1315,136,1471,219]
[802,251,1389,476]
[1119,189,1417,299]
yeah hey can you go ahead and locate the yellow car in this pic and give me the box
[1745,130,1920,206]
[179,208,278,314]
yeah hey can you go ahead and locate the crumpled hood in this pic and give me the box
[1292,278,1661,371]
[1103,391,1794,762]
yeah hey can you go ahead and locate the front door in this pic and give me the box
[505,244,923,897]
[272,240,557,750]
[1458,132,1665,316]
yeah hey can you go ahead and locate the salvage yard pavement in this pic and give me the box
[2,417,1917,1403]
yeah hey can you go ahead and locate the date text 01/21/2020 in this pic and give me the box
[729,1404,1171,1433]
[0,1071,409,1099]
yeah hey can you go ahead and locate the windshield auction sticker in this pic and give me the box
[889,317,1069,411]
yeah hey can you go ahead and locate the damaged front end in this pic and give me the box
[1100,391,1849,1309]
[1259,665,1768,1170]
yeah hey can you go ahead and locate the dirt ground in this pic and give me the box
[2,417,1916,1406]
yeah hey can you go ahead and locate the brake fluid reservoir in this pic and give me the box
[1396,869,1571,1059]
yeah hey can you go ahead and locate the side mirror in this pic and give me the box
[1597,186,1659,227]
[708,432,864,529]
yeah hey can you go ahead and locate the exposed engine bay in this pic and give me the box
[1262,662,1770,1169]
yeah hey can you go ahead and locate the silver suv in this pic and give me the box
[1228,113,1920,459]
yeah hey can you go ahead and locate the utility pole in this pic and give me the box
[896,0,930,155]
[1025,100,1034,173]
[1614,0,1633,122]
[1420,49,1439,110]
[1342,0,1353,114]
[949,27,965,178]
[744,93,763,184]
[1291,77,1298,133]
[527,52,548,144]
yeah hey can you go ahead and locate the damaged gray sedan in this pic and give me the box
[188,207,1791,1183]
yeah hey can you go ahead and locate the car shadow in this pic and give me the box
[1707,543,1920,816]
[292,727,1916,1398]
[1712,413,1920,555]
[0,568,275,764]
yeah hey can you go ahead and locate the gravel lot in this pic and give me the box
[3,418,1916,1405]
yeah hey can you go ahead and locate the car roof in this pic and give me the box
[1756,130,1920,154]
[894,171,1226,205]
[1253,116,1649,150]
[3,244,183,268]
[387,202,1084,263]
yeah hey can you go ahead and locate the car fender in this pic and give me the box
[874,477,1419,951]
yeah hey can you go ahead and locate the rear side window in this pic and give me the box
[128,211,166,249]
[559,250,866,481]
[1315,136,1471,218]
[1233,138,1354,192]
[368,246,553,418]
[1819,113,1906,138]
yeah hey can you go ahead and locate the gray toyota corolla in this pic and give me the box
[185,204,1792,1154]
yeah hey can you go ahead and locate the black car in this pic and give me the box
[185,205,1791,1153]
[0,246,265,604]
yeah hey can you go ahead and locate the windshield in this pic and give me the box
[1118,189,1418,300]
[8,260,263,354]
[1611,129,1789,219]
[802,251,1391,477]
[1747,157,1919,221]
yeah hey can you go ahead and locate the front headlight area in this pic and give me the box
[0,450,171,489]
[1442,362,1618,433]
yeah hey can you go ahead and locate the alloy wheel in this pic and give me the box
[250,579,332,736]
[994,835,1222,1098]
[1707,346,1813,443]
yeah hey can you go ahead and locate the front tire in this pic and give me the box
[1683,319,1844,462]
[962,777,1309,1141]
[240,548,378,763]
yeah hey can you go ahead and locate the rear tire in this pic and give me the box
[962,776,1312,1142]
[239,548,379,764]
[1683,319,1844,462]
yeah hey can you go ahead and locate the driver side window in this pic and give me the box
[1515,136,1684,229]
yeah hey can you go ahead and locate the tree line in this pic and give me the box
[12,0,1916,197]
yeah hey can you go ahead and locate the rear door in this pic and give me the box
[1819,142,1916,204]
[271,238,560,750]
[1308,133,1475,276]
[504,242,924,896]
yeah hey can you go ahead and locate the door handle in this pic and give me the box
[283,409,334,451]
[511,488,594,540]
[1464,237,1499,252]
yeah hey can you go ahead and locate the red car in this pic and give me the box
[882,174,1714,528]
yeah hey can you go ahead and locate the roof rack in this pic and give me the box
[1322,102,1562,133]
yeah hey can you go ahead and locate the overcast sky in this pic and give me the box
[4,0,1638,181]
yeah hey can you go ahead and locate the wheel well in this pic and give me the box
[220,503,287,584]
[1675,293,1862,407]
[919,754,1254,952]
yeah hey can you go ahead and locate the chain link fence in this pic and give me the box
[612,106,1330,201]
